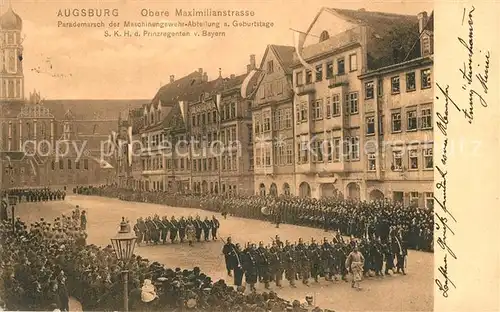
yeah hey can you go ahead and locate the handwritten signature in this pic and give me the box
[457,6,490,124]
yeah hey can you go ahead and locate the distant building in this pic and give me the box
[0,5,148,189]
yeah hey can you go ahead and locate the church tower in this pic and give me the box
[0,2,23,102]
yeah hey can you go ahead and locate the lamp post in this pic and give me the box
[8,195,17,231]
[110,217,137,312]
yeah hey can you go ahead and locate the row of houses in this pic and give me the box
[114,7,434,208]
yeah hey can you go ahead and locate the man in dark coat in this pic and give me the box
[222,237,236,276]
[211,215,220,240]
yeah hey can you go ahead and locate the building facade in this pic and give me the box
[251,45,296,197]
[283,8,433,203]
[134,60,257,195]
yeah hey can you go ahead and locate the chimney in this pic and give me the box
[170,75,175,83]
[230,74,235,79]
[203,72,208,82]
[250,54,256,70]
[218,68,222,78]
[198,68,203,75]
[417,11,428,33]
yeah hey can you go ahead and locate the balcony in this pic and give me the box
[294,84,316,96]
[328,75,349,88]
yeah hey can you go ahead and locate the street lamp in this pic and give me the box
[8,196,17,231]
[110,217,137,312]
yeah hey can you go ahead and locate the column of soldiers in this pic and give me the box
[133,214,220,246]
[76,185,433,253]
[222,229,408,291]
[1,188,67,202]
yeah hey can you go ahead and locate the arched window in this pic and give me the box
[319,30,330,42]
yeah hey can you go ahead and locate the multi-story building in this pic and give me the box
[359,11,434,207]
[289,7,431,200]
[137,60,257,195]
[251,45,296,196]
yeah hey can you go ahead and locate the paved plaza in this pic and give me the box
[16,195,433,311]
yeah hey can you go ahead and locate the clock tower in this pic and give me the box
[0,2,23,102]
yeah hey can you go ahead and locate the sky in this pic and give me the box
[6,0,432,100]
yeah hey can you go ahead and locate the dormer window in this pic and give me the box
[319,30,329,42]
[151,111,155,124]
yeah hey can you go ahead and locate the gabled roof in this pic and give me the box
[150,71,204,107]
[258,45,296,75]
[294,7,425,70]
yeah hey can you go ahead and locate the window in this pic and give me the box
[284,108,292,128]
[421,69,431,88]
[51,160,55,170]
[230,102,236,118]
[298,138,309,163]
[267,60,274,73]
[365,81,374,99]
[332,94,340,116]
[406,72,416,91]
[337,58,345,75]
[296,71,303,86]
[392,151,402,171]
[409,149,418,169]
[286,143,293,164]
[350,137,359,160]
[407,110,418,131]
[391,111,402,132]
[423,148,433,169]
[420,108,432,129]
[409,192,419,207]
[84,159,89,170]
[325,97,331,118]
[311,140,323,162]
[312,99,323,120]
[366,116,375,135]
[254,115,261,134]
[333,138,340,162]
[349,54,357,71]
[345,92,358,114]
[265,148,271,166]
[326,61,333,79]
[391,76,400,94]
[424,192,434,209]
[67,159,72,170]
[263,112,271,132]
[393,191,404,203]
[326,139,332,161]
[300,102,308,122]
[368,153,376,171]
[76,161,80,169]
[315,64,323,81]
[422,36,431,56]
[279,145,285,165]
[305,70,312,84]
[59,160,64,170]
[212,111,217,123]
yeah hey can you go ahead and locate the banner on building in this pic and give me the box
[241,69,260,99]
[293,29,316,73]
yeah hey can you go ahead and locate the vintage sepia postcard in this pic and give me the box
[0,0,498,311]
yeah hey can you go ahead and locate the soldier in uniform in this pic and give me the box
[297,240,310,286]
[222,237,237,276]
[308,239,321,283]
[284,242,297,288]
[320,238,333,281]
[233,243,244,286]
[211,215,220,240]
[178,217,186,243]
[202,216,211,241]
[256,242,271,289]
[193,215,203,242]
[269,241,284,288]
[242,243,258,292]
[80,211,87,231]
[160,216,171,244]
[169,216,179,243]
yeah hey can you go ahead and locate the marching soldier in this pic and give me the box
[222,237,237,276]
[211,215,220,240]
[320,238,333,281]
[169,216,179,243]
[242,243,258,292]
[256,242,271,289]
[160,216,171,244]
[309,239,321,283]
[193,215,203,242]
[269,241,284,288]
[233,243,244,286]
[202,216,211,241]
[284,242,297,288]
[178,217,187,243]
